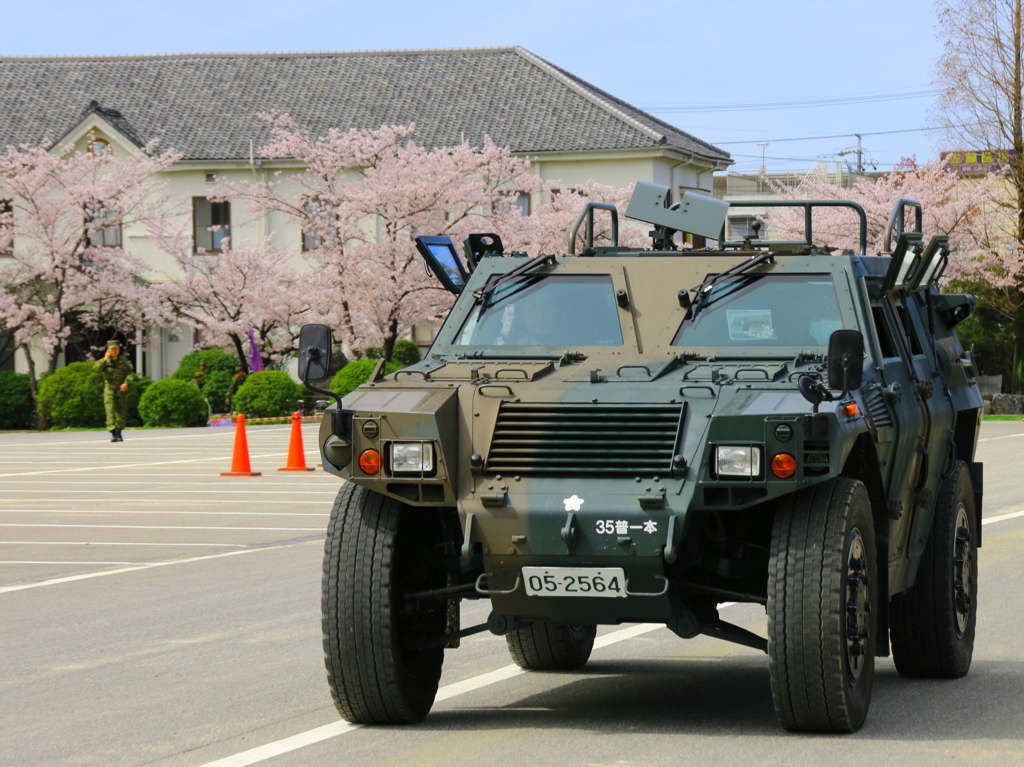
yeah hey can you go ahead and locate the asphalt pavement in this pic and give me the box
[1,421,1022,766]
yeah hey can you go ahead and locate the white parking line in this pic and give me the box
[0,539,320,594]
[0,510,329,517]
[0,523,326,531]
[977,431,1024,442]
[198,507,1024,767]
[0,427,291,448]
[0,489,337,494]
[0,541,247,547]
[0,453,289,477]
[984,509,1024,524]
[196,623,666,767]
[0,561,136,565]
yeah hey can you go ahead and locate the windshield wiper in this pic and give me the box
[473,254,557,308]
[688,251,775,318]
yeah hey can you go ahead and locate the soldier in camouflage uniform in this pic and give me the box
[94,340,134,442]
[225,366,247,412]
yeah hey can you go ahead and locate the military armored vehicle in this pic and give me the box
[299,182,983,733]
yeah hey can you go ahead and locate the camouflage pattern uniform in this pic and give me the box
[225,368,246,409]
[94,343,134,435]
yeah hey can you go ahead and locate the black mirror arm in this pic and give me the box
[301,347,342,408]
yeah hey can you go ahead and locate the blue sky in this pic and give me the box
[3,0,945,172]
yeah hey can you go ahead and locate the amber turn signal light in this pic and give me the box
[770,453,797,479]
[358,449,381,475]
[841,403,860,417]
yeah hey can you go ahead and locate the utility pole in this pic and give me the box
[854,133,863,173]
[757,143,769,191]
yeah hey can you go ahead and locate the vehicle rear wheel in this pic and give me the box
[505,622,597,670]
[890,460,977,678]
[322,483,447,723]
[768,477,877,732]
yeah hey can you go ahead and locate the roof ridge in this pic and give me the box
[511,47,665,145]
[0,46,524,63]
[524,51,729,160]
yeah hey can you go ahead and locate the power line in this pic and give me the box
[713,126,935,145]
[643,89,941,114]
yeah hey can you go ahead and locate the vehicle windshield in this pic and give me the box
[673,274,842,347]
[455,274,624,347]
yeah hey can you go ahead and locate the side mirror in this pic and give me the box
[298,323,333,383]
[828,329,864,395]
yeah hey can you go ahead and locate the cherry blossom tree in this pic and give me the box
[931,0,1024,390]
[213,114,539,361]
[147,229,312,371]
[492,181,650,256]
[0,135,181,421]
[763,159,1003,256]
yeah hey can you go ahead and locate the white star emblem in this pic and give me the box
[563,495,584,512]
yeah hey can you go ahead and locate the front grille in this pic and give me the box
[485,402,683,477]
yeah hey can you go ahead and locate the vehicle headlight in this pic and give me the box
[391,442,435,475]
[716,446,762,478]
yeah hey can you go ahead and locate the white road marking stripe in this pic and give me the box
[0,561,136,565]
[983,509,1024,524]
[206,519,1024,765]
[0,510,329,517]
[0,539,319,594]
[0,491,335,497]
[196,621,672,767]
[0,427,291,448]
[0,480,328,486]
[0,541,246,547]
[977,431,1024,442]
[0,453,289,478]
[0,523,325,531]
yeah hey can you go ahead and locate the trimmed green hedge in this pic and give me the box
[0,371,35,429]
[233,370,302,418]
[173,348,237,413]
[37,362,150,429]
[138,379,208,428]
[391,340,422,366]
[330,359,404,397]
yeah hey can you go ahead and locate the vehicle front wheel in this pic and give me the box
[322,483,447,724]
[505,622,597,670]
[768,477,877,732]
[890,460,977,678]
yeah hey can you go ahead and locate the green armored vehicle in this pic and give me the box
[299,182,983,733]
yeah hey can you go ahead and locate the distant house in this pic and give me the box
[0,47,731,378]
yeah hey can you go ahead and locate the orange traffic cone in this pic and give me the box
[279,411,315,472]
[221,414,262,477]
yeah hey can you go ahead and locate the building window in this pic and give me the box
[302,198,338,251]
[193,198,230,252]
[0,200,12,256]
[727,216,758,240]
[87,208,121,248]
[89,138,111,156]
[494,191,531,217]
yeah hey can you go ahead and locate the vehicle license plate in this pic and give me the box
[522,567,627,598]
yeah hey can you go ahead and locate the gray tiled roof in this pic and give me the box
[0,47,730,163]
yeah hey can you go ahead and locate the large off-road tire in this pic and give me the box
[505,623,597,670]
[890,460,977,678]
[768,477,877,733]
[322,483,447,724]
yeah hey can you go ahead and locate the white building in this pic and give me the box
[0,47,732,377]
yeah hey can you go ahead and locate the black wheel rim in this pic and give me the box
[953,503,973,636]
[844,528,870,683]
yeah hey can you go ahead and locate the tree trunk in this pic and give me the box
[21,343,47,431]
[228,333,249,373]
[1012,300,1024,394]
[382,317,400,363]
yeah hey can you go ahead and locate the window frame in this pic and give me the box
[192,198,231,253]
